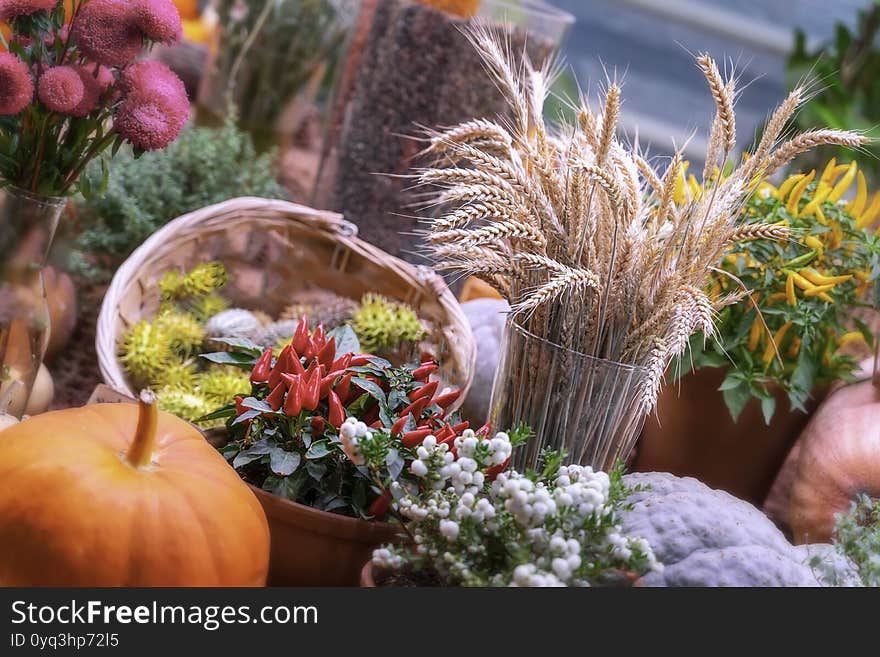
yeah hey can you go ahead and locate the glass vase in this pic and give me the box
[196,0,358,152]
[312,0,574,263]
[489,319,650,472]
[0,186,66,418]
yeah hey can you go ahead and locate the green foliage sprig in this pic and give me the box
[813,494,880,587]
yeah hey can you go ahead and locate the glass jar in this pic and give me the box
[489,318,650,472]
[0,186,66,418]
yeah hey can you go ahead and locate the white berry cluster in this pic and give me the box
[375,449,661,587]
[339,417,370,466]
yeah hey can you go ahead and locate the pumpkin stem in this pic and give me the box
[127,390,158,468]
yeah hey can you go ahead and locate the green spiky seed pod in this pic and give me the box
[156,386,217,426]
[197,367,251,405]
[154,310,205,356]
[155,362,198,391]
[351,293,427,356]
[160,261,228,302]
[118,320,175,389]
[187,293,229,323]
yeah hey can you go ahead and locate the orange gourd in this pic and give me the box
[0,393,270,586]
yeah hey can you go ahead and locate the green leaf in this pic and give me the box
[200,350,257,366]
[351,377,386,404]
[232,440,273,469]
[241,397,272,413]
[197,404,236,422]
[263,470,308,501]
[327,324,360,356]
[305,440,331,460]
[722,382,752,422]
[269,448,301,476]
[717,374,743,391]
[207,336,264,355]
[760,396,776,425]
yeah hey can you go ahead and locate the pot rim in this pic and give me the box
[360,559,376,587]
[249,484,401,541]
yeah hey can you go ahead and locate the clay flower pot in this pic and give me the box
[360,559,376,587]
[634,367,824,505]
[250,486,401,586]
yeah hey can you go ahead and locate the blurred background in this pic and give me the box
[551,0,875,169]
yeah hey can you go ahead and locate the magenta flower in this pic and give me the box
[70,65,115,117]
[134,0,182,43]
[0,52,34,116]
[115,60,188,150]
[70,0,144,67]
[0,0,58,22]
[38,66,85,115]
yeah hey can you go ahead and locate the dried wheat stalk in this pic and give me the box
[418,24,867,414]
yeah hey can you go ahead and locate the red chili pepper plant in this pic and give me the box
[206,316,505,519]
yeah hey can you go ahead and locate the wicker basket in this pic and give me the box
[96,197,475,406]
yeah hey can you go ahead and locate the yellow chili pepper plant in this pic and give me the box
[679,159,880,423]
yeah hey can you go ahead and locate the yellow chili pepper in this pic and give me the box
[818,292,834,303]
[786,270,817,291]
[819,157,838,185]
[800,269,853,286]
[776,173,804,201]
[837,331,866,348]
[748,317,763,351]
[762,321,793,364]
[785,272,797,306]
[827,161,857,203]
[787,337,801,358]
[803,283,836,297]
[673,161,688,205]
[855,269,873,281]
[857,191,880,229]
[804,235,824,256]
[845,170,868,216]
[766,292,788,303]
[786,169,815,216]
[687,174,702,200]
[801,183,832,218]
[829,222,843,249]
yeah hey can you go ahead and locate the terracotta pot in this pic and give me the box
[360,559,376,587]
[633,367,824,505]
[250,486,401,586]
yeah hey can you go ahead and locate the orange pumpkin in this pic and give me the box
[0,393,270,586]
[772,373,880,543]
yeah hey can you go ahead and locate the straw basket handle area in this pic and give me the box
[97,197,476,404]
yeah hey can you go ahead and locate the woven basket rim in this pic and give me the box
[96,196,476,407]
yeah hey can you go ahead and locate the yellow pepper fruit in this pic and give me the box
[818,292,834,303]
[829,223,843,249]
[803,283,836,297]
[787,270,817,291]
[687,174,702,200]
[857,191,880,230]
[785,272,797,306]
[845,170,868,216]
[776,173,805,201]
[819,157,838,185]
[762,321,793,364]
[673,161,689,205]
[800,183,832,218]
[786,169,815,216]
[837,331,866,348]
[787,337,801,358]
[804,235,825,256]
[827,161,857,203]
[854,269,873,281]
[748,317,763,351]
[766,292,788,303]
[800,269,852,286]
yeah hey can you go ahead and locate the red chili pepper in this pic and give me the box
[283,374,302,415]
[268,345,291,388]
[369,490,392,520]
[301,365,321,411]
[313,323,326,349]
[328,390,345,429]
[265,382,286,411]
[435,423,455,443]
[451,421,470,434]
[486,458,509,481]
[407,379,438,402]
[348,354,371,367]
[331,352,352,372]
[369,420,382,429]
[319,369,346,398]
[310,416,326,436]
[249,348,273,383]
[402,428,432,448]
[234,395,246,416]
[333,373,353,404]
[476,422,492,437]
[390,414,409,436]
[430,389,461,410]
[317,337,337,370]
[398,397,429,421]
[412,360,438,382]
[292,316,310,355]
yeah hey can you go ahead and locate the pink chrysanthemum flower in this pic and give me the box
[70,0,144,67]
[70,64,115,117]
[38,66,85,114]
[134,0,182,43]
[115,61,188,150]
[0,52,34,116]
[0,0,58,22]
